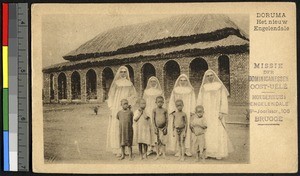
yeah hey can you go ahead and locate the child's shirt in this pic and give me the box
[133,109,151,144]
[117,109,134,131]
[190,114,207,136]
[134,109,150,127]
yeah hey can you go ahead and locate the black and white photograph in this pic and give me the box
[40,11,250,165]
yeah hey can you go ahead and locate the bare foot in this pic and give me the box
[216,157,222,160]
[143,153,148,159]
[175,152,180,157]
[147,150,154,156]
[154,156,159,160]
[185,151,192,157]
[162,155,169,160]
[180,157,185,162]
[139,155,143,160]
[116,153,122,158]
[118,155,125,160]
[176,157,181,161]
[129,156,134,161]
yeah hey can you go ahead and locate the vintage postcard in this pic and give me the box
[31,2,297,173]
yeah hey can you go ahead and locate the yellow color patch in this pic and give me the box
[2,46,8,88]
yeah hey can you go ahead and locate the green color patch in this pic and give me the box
[3,88,9,130]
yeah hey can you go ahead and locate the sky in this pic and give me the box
[42,14,249,68]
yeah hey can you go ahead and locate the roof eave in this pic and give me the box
[63,27,248,61]
[43,44,249,73]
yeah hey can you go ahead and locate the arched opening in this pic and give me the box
[218,55,230,93]
[58,73,67,100]
[141,63,156,91]
[189,58,208,96]
[86,69,97,100]
[71,71,81,100]
[125,65,135,85]
[50,74,54,100]
[164,60,180,99]
[102,67,114,102]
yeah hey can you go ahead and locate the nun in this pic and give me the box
[106,66,137,156]
[168,74,196,157]
[143,76,164,155]
[197,69,233,159]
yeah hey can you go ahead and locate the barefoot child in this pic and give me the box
[117,99,134,160]
[171,99,187,161]
[133,99,151,160]
[190,105,207,162]
[153,96,168,160]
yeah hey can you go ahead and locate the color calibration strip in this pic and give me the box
[2,3,29,171]
[2,2,10,171]
[9,3,19,171]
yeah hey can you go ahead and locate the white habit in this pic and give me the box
[168,74,196,151]
[106,66,137,152]
[197,69,233,158]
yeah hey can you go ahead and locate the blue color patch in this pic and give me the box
[4,131,10,171]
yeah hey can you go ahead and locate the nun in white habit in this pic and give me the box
[106,66,137,155]
[168,74,196,157]
[197,69,233,159]
[143,76,164,148]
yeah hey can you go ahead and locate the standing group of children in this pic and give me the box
[116,96,207,162]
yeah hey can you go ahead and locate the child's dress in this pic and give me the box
[190,114,207,153]
[117,109,134,147]
[133,109,151,145]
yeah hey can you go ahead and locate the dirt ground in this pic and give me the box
[43,102,249,164]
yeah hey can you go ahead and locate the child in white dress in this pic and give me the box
[133,99,151,160]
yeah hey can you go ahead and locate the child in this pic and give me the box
[153,96,168,160]
[117,99,134,160]
[171,99,187,161]
[190,105,207,162]
[133,98,151,160]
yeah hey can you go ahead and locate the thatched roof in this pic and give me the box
[44,35,248,73]
[43,14,249,73]
[63,14,248,61]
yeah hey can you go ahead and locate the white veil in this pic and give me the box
[168,73,195,115]
[173,74,194,94]
[107,66,133,109]
[199,69,229,96]
[144,76,163,96]
[109,66,131,88]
